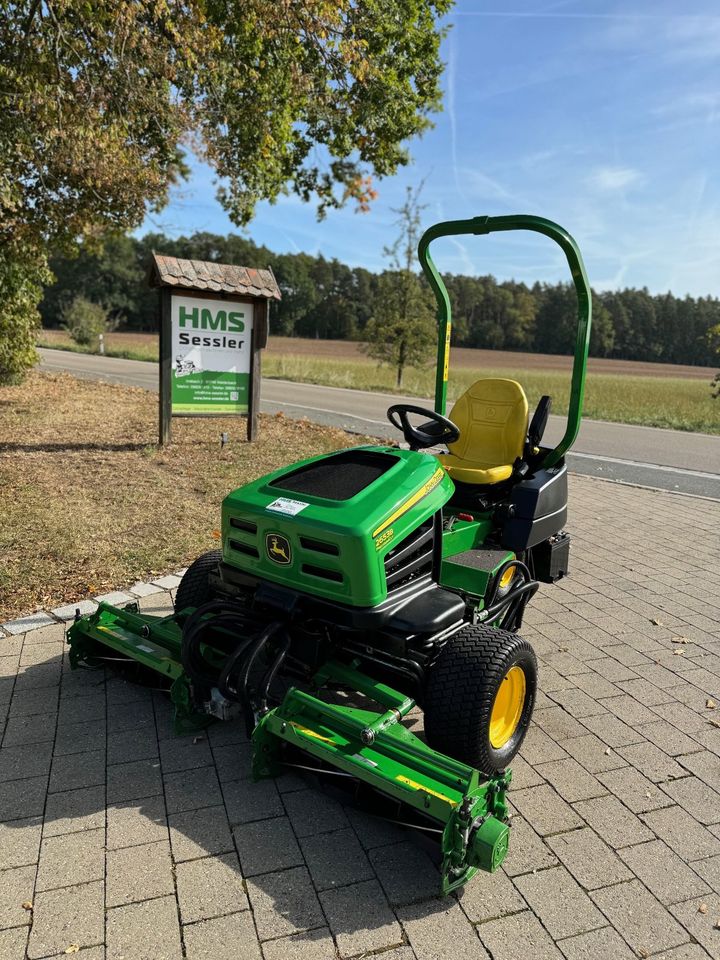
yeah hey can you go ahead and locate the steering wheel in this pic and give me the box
[387,404,460,451]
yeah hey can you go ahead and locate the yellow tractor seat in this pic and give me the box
[437,378,529,485]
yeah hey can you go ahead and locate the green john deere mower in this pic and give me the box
[68,215,591,894]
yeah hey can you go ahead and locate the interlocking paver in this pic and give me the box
[169,804,234,863]
[670,893,720,956]
[107,757,163,802]
[300,827,373,891]
[0,863,35,929]
[514,866,605,940]
[546,827,632,890]
[617,740,688,782]
[596,765,674,813]
[0,774,47,820]
[106,894,183,960]
[557,926,637,960]
[107,839,175,906]
[399,898,488,960]
[510,784,583,836]
[260,927,339,960]
[49,748,106,793]
[457,866,526,923]
[0,927,28,960]
[662,775,720,825]
[36,827,105,891]
[590,879,689,955]
[27,880,104,959]
[176,851,248,923]
[222,775,284,824]
[248,865,325,941]
[0,740,53,781]
[0,815,42,868]
[562,733,626,773]
[164,765,222,814]
[478,910,563,960]
[641,806,720,862]
[503,814,558,877]
[43,784,105,836]
[619,839,711,904]
[183,911,262,960]
[533,758,606,802]
[572,794,653,848]
[106,795,168,849]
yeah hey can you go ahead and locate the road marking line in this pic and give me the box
[568,451,720,480]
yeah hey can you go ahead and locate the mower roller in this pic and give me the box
[68,214,592,894]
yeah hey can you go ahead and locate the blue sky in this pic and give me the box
[140,1,720,297]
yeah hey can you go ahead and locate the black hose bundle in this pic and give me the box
[180,599,291,735]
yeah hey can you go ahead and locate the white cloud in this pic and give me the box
[587,166,642,192]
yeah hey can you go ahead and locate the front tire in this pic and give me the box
[424,624,536,776]
[175,550,222,612]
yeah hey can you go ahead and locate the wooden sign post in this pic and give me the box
[148,256,280,445]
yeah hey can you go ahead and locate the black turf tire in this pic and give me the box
[175,550,222,613]
[423,624,537,776]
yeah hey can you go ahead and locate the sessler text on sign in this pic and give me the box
[171,295,254,415]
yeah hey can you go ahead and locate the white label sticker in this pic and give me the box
[266,497,309,516]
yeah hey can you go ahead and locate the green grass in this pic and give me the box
[37,336,159,362]
[263,355,720,435]
[37,332,719,434]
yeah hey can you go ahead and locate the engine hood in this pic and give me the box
[221,445,454,607]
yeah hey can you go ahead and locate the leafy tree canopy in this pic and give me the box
[1,0,452,255]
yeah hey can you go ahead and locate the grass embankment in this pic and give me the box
[37,329,720,434]
[264,355,720,434]
[0,371,372,621]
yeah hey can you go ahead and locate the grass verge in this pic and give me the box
[0,371,373,621]
[37,329,719,434]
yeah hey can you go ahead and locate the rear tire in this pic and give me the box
[424,624,536,776]
[175,550,222,612]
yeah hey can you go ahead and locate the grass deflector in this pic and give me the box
[68,215,592,893]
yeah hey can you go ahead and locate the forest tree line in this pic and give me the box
[40,231,718,366]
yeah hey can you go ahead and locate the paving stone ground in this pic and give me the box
[1,475,719,959]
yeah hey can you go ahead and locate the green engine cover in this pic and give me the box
[222,445,454,607]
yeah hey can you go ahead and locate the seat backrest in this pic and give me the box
[447,378,529,466]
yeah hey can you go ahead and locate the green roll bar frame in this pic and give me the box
[418,215,592,469]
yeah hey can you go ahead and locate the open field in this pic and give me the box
[37,329,720,434]
[0,371,372,621]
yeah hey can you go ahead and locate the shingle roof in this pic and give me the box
[149,254,281,300]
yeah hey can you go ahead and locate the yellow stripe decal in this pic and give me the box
[290,722,334,744]
[396,774,456,806]
[372,467,445,538]
[443,325,451,382]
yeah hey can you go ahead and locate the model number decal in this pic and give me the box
[375,528,394,551]
[266,497,309,516]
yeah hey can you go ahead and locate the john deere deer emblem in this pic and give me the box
[266,533,291,564]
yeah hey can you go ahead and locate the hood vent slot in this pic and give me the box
[230,518,257,534]
[300,537,339,556]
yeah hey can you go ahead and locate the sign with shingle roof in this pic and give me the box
[149,253,281,444]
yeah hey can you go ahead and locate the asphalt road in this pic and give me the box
[38,348,720,499]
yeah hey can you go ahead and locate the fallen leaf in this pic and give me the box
[638,949,650,959]
[707,699,716,710]
[650,618,663,626]
[671,636,690,644]
[673,649,684,656]
[21,900,33,911]
[698,902,708,914]
[65,946,80,955]
[192,736,205,745]
[709,718,720,729]
[604,747,611,755]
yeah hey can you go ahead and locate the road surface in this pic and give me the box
[38,348,720,499]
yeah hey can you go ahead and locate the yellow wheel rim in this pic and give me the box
[489,665,526,749]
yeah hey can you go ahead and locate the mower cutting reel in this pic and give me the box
[67,213,592,895]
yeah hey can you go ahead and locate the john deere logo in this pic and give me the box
[266,533,291,564]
